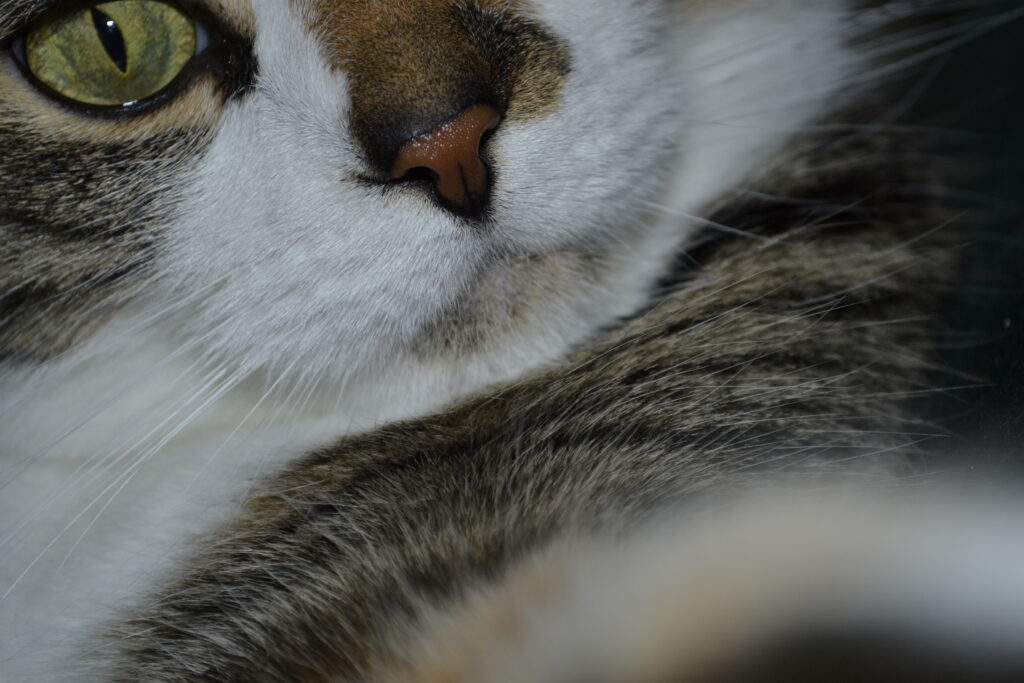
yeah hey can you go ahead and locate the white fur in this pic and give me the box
[0,0,863,678]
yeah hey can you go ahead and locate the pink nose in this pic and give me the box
[390,104,501,216]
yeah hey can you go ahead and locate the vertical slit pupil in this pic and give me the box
[90,7,128,73]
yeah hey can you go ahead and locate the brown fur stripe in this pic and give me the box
[0,120,203,359]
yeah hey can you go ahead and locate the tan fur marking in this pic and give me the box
[297,0,570,169]
[203,0,258,38]
[300,0,512,69]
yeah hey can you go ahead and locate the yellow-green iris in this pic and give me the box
[25,1,196,107]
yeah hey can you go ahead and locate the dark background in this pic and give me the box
[913,2,1023,465]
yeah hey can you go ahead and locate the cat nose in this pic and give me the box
[390,104,501,217]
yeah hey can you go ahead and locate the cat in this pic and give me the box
[0,0,1019,680]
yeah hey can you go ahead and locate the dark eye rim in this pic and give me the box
[4,0,254,119]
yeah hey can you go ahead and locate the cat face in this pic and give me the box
[0,0,857,408]
[1,0,690,383]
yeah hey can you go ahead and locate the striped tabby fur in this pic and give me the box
[1,0,1018,680]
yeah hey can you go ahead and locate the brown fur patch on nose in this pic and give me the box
[298,0,570,172]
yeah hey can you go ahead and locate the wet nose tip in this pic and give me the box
[390,103,501,215]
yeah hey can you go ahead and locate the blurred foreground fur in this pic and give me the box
[384,485,1024,683]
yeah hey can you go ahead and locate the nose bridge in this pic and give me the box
[349,13,494,172]
[304,0,497,171]
[301,0,572,200]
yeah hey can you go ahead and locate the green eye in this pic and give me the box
[25,1,197,107]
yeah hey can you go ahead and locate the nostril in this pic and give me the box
[395,166,439,186]
[390,103,501,217]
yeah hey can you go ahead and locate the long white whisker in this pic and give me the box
[55,368,246,571]
[0,359,230,553]
[0,314,236,492]
[1,366,243,601]
[187,358,302,495]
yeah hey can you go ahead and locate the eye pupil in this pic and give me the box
[90,7,128,74]
[25,0,198,108]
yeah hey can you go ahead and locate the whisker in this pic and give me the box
[55,368,246,571]
[0,314,235,492]
[1,357,230,553]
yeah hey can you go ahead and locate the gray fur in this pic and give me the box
[0,123,204,360]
